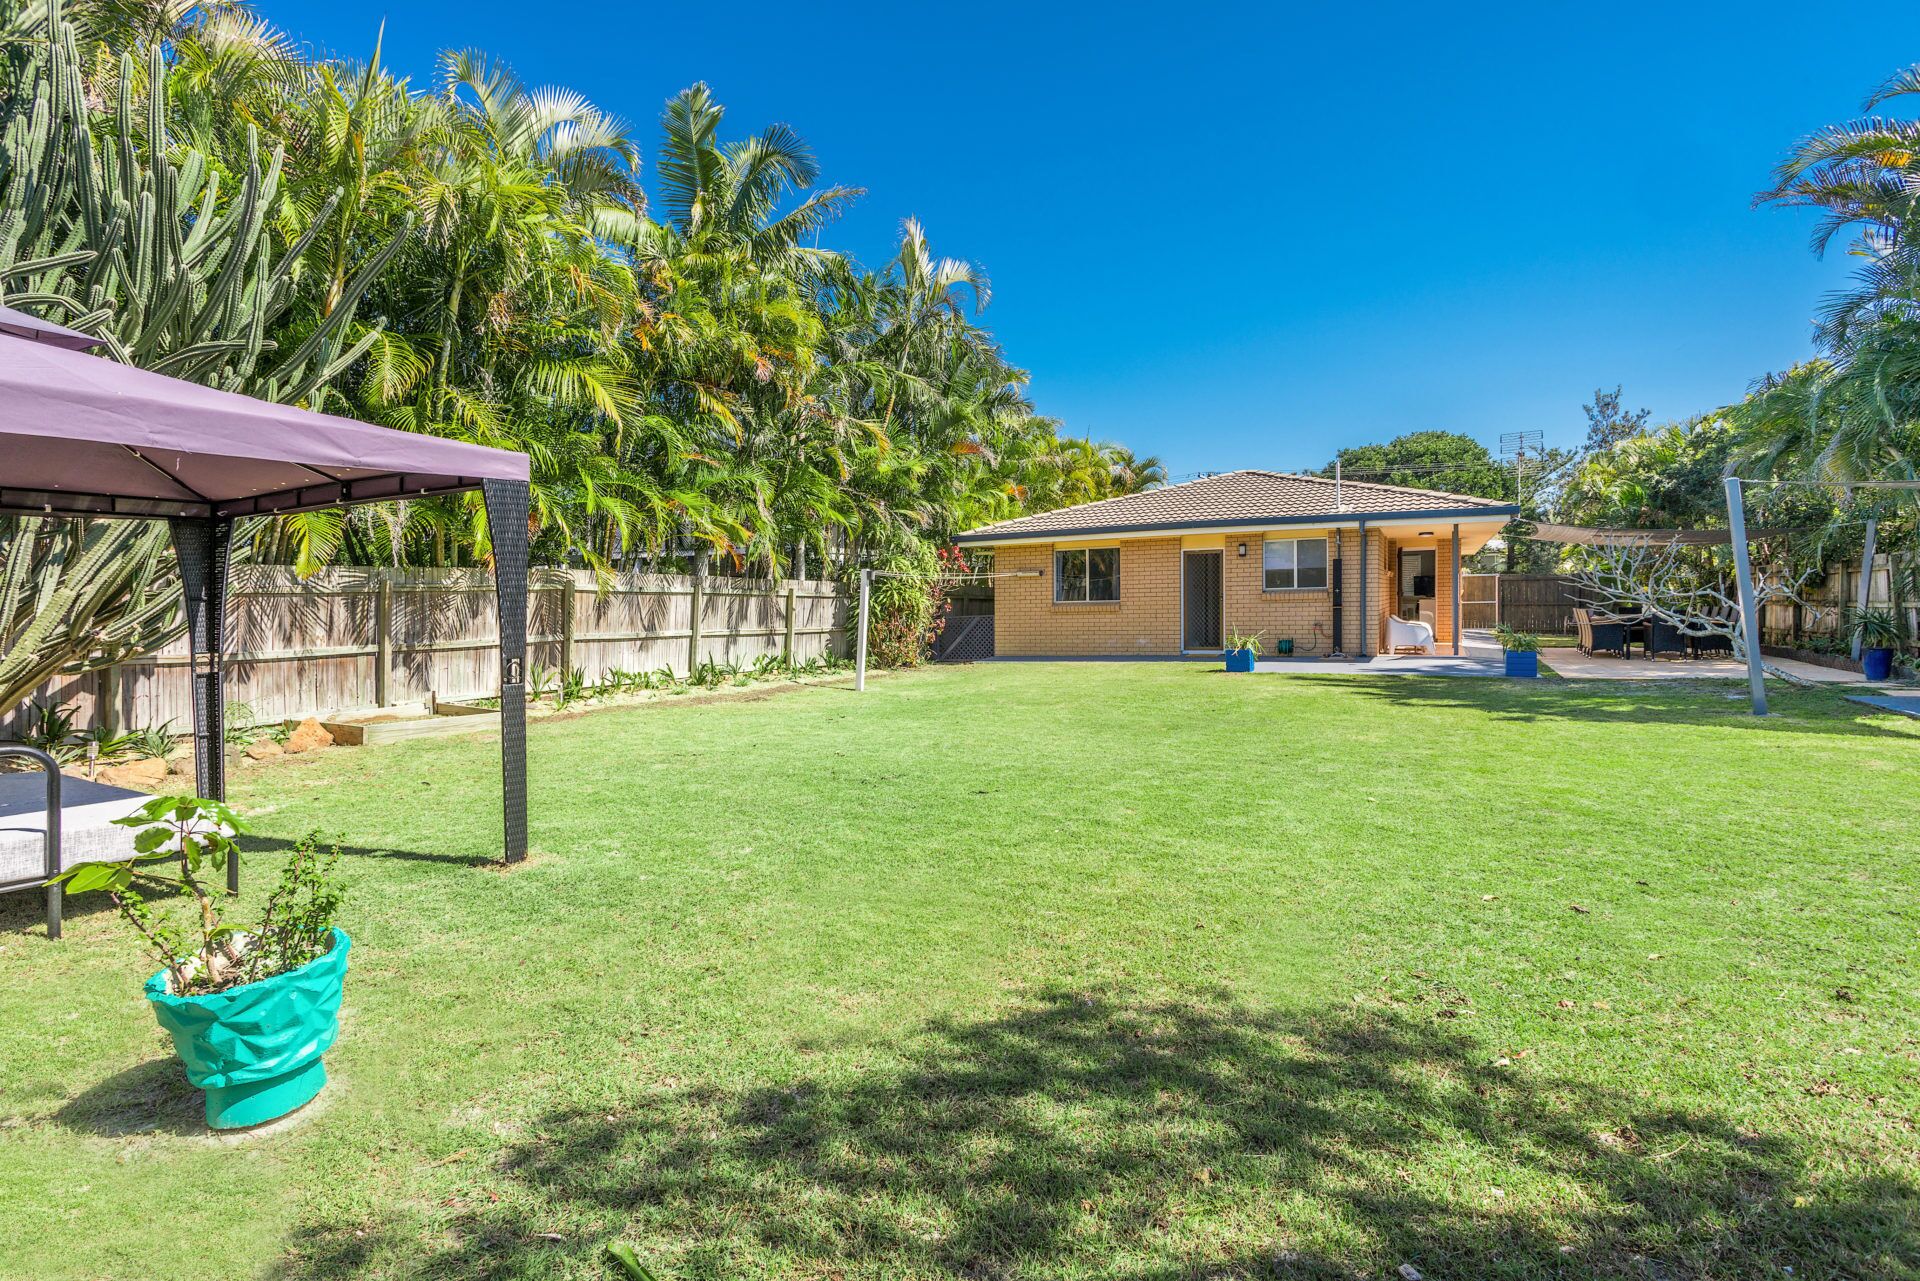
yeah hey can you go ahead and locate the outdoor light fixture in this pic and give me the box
[1236,542,1248,557]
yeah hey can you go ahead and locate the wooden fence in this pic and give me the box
[5,567,850,737]
[1760,553,1916,649]
[1460,574,1582,634]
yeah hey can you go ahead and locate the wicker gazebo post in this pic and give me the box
[483,479,530,862]
[169,514,237,889]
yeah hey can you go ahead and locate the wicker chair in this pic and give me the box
[1575,608,1630,657]
[1644,618,1689,660]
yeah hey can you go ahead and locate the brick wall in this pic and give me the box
[988,526,1466,658]
[994,539,1182,655]
[1223,532,1335,656]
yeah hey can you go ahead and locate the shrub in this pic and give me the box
[55,797,343,995]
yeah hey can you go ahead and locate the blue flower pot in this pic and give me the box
[1225,647,1257,673]
[1504,650,1539,678]
[1863,647,1894,681]
[146,928,350,1129]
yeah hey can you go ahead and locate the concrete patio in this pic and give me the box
[1252,630,1879,684]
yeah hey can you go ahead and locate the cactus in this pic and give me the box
[0,0,404,713]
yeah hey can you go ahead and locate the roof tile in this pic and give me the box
[956,470,1514,542]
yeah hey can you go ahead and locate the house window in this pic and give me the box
[1054,547,1119,602]
[1263,537,1328,590]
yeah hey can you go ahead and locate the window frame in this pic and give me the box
[1262,535,1329,592]
[1053,546,1121,603]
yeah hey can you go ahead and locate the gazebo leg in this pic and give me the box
[169,515,236,890]
[483,479,530,863]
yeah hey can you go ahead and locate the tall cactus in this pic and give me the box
[0,0,406,714]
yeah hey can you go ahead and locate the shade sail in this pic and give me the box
[1523,522,1797,547]
[0,323,528,519]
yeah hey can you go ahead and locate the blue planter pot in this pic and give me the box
[1504,650,1539,678]
[1863,647,1894,681]
[146,928,350,1129]
[1225,647,1257,673]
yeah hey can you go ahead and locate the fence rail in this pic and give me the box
[5,567,850,737]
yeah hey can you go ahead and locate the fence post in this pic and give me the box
[374,571,393,708]
[783,584,797,663]
[559,570,577,681]
[687,558,705,676]
[100,662,120,737]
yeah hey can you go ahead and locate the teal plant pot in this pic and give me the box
[146,928,350,1129]
[1225,647,1257,673]
[1504,650,1539,678]
[1863,647,1894,681]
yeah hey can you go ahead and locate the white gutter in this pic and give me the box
[960,512,1513,549]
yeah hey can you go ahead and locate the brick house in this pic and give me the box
[953,471,1518,658]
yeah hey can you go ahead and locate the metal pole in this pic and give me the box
[855,568,870,691]
[1853,518,1878,661]
[1724,477,1768,716]
[1450,523,1461,656]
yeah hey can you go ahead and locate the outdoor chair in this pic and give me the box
[1690,630,1734,658]
[1644,619,1689,660]
[1575,608,1630,658]
[1385,615,1435,654]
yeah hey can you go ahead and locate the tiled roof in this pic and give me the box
[955,470,1516,543]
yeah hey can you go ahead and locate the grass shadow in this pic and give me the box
[54,1056,205,1138]
[237,834,497,869]
[277,987,1919,1279]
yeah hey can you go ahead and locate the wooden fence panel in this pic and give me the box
[4,569,851,736]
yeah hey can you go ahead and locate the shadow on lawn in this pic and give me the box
[56,1055,206,1138]
[238,833,497,868]
[1329,674,1918,738]
[279,988,1916,1280]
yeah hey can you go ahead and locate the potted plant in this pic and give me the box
[1851,607,1904,681]
[56,798,348,1129]
[1494,624,1541,678]
[1224,630,1264,673]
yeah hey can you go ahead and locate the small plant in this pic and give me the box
[77,727,140,762]
[1224,630,1264,655]
[1850,607,1905,651]
[126,720,181,761]
[557,668,588,707]
[1493,625,1541,652]
[223,701,259,745]
[56,798,343,995]
[527,664,558,700]
[21,699,84,763]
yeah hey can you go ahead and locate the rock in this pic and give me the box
[244,738,284,761]
[99,755,170,791]
[284,717,333,754]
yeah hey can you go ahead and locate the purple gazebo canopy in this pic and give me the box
[0,303,531,905]
[0,305,528,519]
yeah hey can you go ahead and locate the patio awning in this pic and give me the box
[0,305,529,520]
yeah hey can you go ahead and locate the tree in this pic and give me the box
[1318,431,1513,501]
[0,0,398,709]
[1582,385,1652,453]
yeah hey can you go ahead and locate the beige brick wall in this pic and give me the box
[994,539,1182,656]
[989,525,1467,658]
[1223,531,1335,656]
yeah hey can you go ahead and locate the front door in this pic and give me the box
[1182,551,1222,651]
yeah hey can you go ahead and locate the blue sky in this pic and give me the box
[266,0,1898,476]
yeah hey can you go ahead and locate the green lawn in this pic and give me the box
[4,664,1918,1280]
